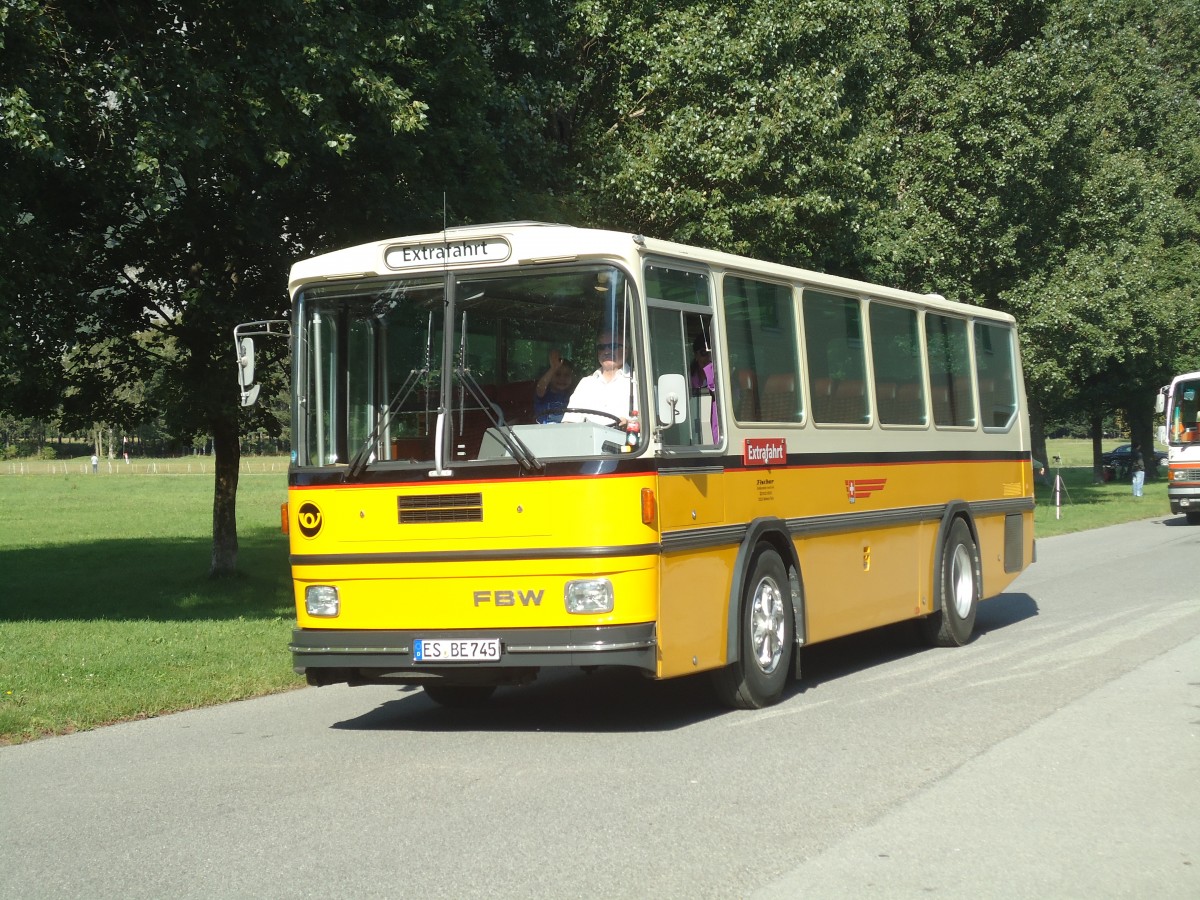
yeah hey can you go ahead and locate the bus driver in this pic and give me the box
[561,330,633,428]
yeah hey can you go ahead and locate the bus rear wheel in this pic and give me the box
[711,547,794,710]
[920,518,980,647]
[423,683,497,707]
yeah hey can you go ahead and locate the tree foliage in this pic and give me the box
[569,0,900,272]
[0,0,566,573]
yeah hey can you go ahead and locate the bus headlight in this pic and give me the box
[564,579,614,614]
[305,585,340,617]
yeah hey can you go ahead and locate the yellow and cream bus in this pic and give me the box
[242,222,1034,708]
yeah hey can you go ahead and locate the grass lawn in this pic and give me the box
[0,464,300,744]
[0,441,1179,744]
[1033,438,1172,538]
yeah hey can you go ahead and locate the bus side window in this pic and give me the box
[646,267,718,448]
[973,321,1017,431]
[927,313,976,428]
[803,289,867,425]
[870,301,926,426]
[724,275,801,424]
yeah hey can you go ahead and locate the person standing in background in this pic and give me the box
[1130,442,1145,498]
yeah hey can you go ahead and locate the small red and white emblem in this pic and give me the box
[846,478,887,503]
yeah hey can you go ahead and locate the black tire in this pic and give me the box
[1186,512,1200,525]
[711,547,794,709]
[423,683,497,707]
[920,518,980,647]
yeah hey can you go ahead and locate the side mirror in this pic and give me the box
[236,336,260,407]
[237,337,255,385]
[656,373,688,426]
[232,320,289,408]
[1154,388,1165,414]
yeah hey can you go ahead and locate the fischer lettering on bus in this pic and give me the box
[743,437,787,466]
[385,237,511,269]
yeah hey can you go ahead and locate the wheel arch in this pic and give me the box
[931,504,979,619]
[724,517,806,666]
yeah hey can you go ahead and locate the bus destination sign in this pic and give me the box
[385,237,512,269]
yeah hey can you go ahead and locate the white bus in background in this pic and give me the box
[1157,371,1200,523]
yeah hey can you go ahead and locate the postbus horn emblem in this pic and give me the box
[297,502,323,538]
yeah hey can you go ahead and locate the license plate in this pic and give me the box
[413,638,501,663]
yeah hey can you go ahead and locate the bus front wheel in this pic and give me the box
[711,547,794,710]
[920,518,980,647]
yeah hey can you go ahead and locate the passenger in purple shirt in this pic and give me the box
[690,333,718,443]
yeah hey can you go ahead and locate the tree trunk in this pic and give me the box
[1127,400,1158,482]
[1090,414,1105,483]
[1028,396,1048,474]
[211,413,241,577]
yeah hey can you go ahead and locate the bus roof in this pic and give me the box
[289,222,1015,323]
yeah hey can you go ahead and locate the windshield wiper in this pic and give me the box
[455,309,543,474]
[344,365,429,482]
[456,363,544,474]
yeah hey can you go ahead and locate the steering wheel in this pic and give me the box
[561,407,623,427]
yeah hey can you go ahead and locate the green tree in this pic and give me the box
[1,0,563,573]
[570,0,899,271]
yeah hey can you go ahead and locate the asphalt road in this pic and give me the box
[2,516,1198,899]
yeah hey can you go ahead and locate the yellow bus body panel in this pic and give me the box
[289,453,1032,679]
[290,474,660,631]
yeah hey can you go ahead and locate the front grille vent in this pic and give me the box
[398,492,483,524]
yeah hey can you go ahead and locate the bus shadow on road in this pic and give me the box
[793,591,1037,691]
[331,666,727,733]
[331,593,1040,734]
[1161,514,1200,528]
[975,591,1039,634]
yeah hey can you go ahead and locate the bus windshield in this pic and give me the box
[1169,378,1200,444]
[294,264,640,469]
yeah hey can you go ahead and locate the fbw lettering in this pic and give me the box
[473,589,544,607]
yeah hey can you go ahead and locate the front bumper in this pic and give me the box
[1167,483,1200,514]
[291,623,657,685]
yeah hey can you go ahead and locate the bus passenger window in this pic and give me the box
[870,302,926,426]
[724,276,800,423]
[803,290,867,424]
[926,313,975,428]
[974,321,1018,430]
